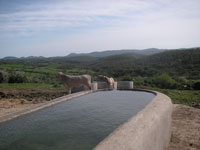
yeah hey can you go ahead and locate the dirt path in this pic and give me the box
[168,104,200,150]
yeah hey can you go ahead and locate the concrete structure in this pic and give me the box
[94,90,172,150]
[0,91,92,124]
[71,86,85,93]
[91,82,98,91]
[1,86,172,150]
[95,81,133,90]
[97,82,108,90]
[114,82,117,90]
[117,81,134,89]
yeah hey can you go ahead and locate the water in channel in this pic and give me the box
[0,90,155,150]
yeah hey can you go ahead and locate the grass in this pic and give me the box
[0,64,60,75]
[158,89,200,107]
[137,86,200,107]
[0,64,32,71]
[33,67,59,74]
[0,83,65,90]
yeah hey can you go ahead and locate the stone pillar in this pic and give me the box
[114,82,117,90]
[91,82,98,91]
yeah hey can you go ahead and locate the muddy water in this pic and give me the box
[0,90,155,150]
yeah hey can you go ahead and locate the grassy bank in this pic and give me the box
[137,86,200,107]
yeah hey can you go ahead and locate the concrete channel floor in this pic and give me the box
[168,104,200,150]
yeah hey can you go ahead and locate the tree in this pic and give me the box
[193,82,200,90]
[153,73,176,89]
[0,70,8,83]
[8,71,27,83]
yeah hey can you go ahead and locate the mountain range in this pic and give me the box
[67,48,169,58]
[2,47,199,60]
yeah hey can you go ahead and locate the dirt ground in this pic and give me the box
[168,104,200,150]
[0,88,67,119]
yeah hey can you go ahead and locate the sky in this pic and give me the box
[0,0,200,58]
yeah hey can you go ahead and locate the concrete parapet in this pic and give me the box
[0,90,92,124]
[117,81,134,89]
[71,86,85,93]
[97,82,108,90]
[94,90,172,150]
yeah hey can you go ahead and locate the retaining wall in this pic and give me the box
[94,90,172,150]
[93,81,133,90]
[97,82,108,90]
[117,81,134,89]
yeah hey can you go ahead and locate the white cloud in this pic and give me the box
[0,0,200,57]
[1,0,199,34]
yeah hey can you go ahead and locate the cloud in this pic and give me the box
[0,0,200,58]
[1,0,199,35]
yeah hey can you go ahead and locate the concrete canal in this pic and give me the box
[0,90,155,150]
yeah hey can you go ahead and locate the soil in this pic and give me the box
[168,104,200,150]
[0,88,68,119]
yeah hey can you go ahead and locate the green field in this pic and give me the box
[0,83,65,90]
[137,86,200,107]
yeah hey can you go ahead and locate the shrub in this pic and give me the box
[121,75,133,81]
[193,82,200,90]
[8,71,27,83]
[152,73,177,89]
[0,70,8,83]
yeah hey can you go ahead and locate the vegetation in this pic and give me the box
[0,47,200,107]
[0,83,65,90]
[137,86,200,107]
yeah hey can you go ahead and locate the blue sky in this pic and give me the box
[0,0,200,58]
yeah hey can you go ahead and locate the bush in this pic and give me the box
[121,75,133,81]
[193,82,200,90]
[152,73,177,89]
[8,71,27,83]
[0,70,8,83]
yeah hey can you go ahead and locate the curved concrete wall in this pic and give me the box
[117,81,134,89]
[94,90,172,150]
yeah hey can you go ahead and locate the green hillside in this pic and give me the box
[0,48,200,88]
[89,48,200,79]
[0,48,200,107]
[139,48,200,78]
[89,53,143,76]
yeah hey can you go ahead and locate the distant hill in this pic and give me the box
[88,48,200,78]
[64,56,98,65]
[140,48,200,66]
[2,56,18,60]
[1,47,199,79]
[67,48,168,58]
[23,56,46,59]
[90,53,142,69]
